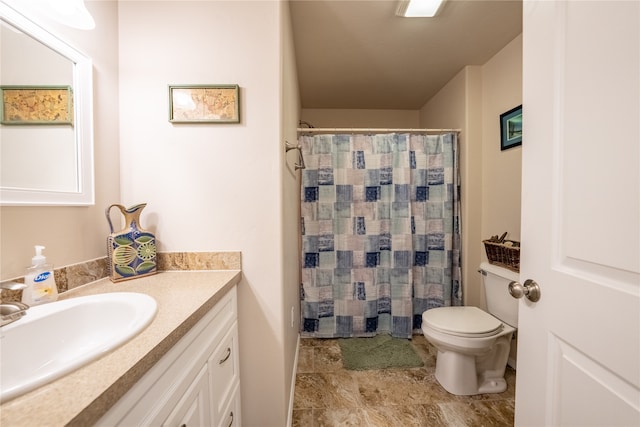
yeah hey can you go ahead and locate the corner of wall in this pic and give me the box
[463,65,484,308]
[282,1,303,424]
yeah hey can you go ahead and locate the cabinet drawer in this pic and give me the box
[210,325,240,420]
[217,383,241,427]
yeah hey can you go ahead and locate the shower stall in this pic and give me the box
[296,129,462,339]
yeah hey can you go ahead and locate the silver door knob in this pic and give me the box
[508,279,541,302]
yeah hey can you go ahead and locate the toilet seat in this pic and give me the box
[422,306,503,338]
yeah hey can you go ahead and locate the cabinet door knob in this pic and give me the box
[219,347,231,364]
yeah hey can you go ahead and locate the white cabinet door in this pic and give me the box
[517,1,640,425]
[163,365,212,427]
[210,326,240,423]
[217,384,241,427]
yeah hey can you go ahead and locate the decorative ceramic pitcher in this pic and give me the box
[106,203,157,282]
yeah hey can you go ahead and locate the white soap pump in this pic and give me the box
[22,245,58,306]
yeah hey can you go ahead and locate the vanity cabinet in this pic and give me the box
[96,286,241,427]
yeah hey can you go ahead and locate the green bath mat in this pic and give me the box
[339,334,423,370]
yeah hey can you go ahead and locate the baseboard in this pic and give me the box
[286,334,301,427]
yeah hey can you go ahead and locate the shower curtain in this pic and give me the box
[300,132,462,339]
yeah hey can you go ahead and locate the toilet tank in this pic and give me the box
[480,262,520,328]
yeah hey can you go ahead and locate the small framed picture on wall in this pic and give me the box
[168,84,240,124]
[500,105,522,150]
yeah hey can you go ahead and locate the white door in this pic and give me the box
[516,1,640,426]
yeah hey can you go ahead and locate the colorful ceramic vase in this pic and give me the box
[106,203,157,282]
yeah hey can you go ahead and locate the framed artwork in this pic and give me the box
[0,86,73,125]
[169,84,240,123]
[500,105,522,150]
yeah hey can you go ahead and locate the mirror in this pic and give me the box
[0,3,94,205]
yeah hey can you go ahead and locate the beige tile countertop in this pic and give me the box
[0,270,242,427]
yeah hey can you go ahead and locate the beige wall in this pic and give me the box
[0,1,120,280]
[419,66,484,307]
[419,34,522,308]
[117,2,297,425]
[301,108,420,128]
[481,35,523,244]
[281,0,302,422]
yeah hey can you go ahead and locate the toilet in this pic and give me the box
[421,262,519,395]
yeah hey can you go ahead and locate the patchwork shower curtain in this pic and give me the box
[300,132,462,339]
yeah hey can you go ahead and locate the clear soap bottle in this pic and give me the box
[22,245,58,306]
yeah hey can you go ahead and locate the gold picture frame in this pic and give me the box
[0,86,73,125]
[168,84,240,123]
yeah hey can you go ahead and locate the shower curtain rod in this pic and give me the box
[296,128,461,134]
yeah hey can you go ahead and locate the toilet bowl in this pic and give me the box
[421,263,518,396]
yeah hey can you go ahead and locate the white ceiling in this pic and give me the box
[289,0,523,110]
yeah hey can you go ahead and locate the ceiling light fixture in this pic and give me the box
[4,0,96,30]
[396,0,446,18]
[44,0,95,30]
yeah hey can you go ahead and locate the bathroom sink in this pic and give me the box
[0,292,157,403]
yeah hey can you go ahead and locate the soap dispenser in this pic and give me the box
[22,245,58,306]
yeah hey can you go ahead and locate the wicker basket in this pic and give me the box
[483,239,520,272]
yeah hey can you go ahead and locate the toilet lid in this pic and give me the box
[422,306,503,337]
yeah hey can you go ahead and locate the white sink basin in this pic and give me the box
[0,292,157,403]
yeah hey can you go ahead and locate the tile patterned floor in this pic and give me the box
[292,335,515,427]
